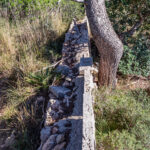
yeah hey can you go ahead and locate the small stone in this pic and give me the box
[54,120,71,133]
[65,76,72,82]
[49,86,71,99]
[52,142,66,150]
[42,135,57,150]
[56,134,65,144]
[54,120,70,127]
[91,67,98,75]
[51,100,60,111]
[58,109,64,114]
[67,58,72,64]
[56,65,70,76]
[52,127,59,134]
[46,103,52,113]
[62,81,70,87]
[44,115,53,126]
[40,127,51,143]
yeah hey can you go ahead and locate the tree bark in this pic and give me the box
[85,0,123,87]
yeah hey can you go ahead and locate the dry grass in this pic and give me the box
[0,9,68,121]
[0,9,68,150]
[0,11,67,76]
[0,2,84,148]
[117,75,150,91]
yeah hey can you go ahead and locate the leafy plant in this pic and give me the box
[95,89,150,150]
[119,41,150,76]
[105,0,150,77]
[25,68,61,90]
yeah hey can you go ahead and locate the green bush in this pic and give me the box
[0,0,84,21]
[95,89,150,150]
[105,0,150,77]
[119,41,150,76]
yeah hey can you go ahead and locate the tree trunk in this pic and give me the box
[85,0,123,87]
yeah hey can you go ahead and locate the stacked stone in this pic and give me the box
[38,20,88,150]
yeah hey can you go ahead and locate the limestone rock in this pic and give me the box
[54,120,71,127]
[52,142,66,150]
[56,65,70,76]
[49,86,71,99]
[40,127,51,143]
[52,127,59,134]
[54,120,71,133]
[56,134,65,144]
[42,135,57,150]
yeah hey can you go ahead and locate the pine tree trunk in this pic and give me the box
[85,0,123,87]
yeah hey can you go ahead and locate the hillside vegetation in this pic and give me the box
[0,0,149,150]
[94,0,150,150]
[0,0,84,149]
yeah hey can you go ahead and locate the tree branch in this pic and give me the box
[120,20,143,41]
[119,8,150,41]
[120,13,143,41]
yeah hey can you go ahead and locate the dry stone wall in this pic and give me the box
[38,19,96,150]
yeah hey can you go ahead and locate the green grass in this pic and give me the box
[94,88,150,150]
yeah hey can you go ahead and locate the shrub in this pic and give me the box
[119,41,150,77]
[94,89,150,150]
[105,0,150,77]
